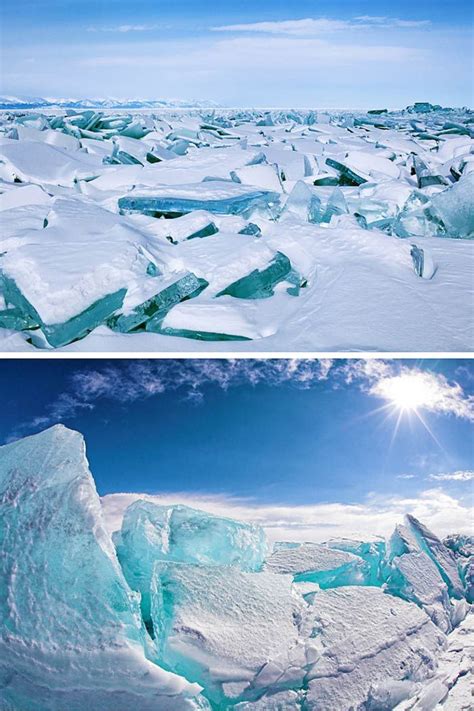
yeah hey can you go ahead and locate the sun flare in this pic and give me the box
[377,373,435,413]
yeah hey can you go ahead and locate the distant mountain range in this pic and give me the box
[0,95,221,110]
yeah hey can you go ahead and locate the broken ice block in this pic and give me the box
[107,272,208,333]
[118,181,281,218]
[265,542,371,588]
[216,251,293,299]
[302,587,445,710]
[412,156,449,188]
[320,187,349,224]
[238,222,262,236]
[405,516,465,598]
[0,306,39,331]
[150,562,298,706]
[279,180,321,223]
[0,240,158,348]
[385,549,455,632]
[410,244,436,279]
[426,172,474,238]
[0,426,206,711]
[325,157,368,186]
[116,501,267,627]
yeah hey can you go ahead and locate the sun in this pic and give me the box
[377,373,435,413]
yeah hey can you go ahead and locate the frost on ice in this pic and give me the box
[0,104,473,351]
[1,425,472,710]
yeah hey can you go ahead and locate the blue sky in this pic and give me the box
[1,359,472,529]
[1,1,472,106]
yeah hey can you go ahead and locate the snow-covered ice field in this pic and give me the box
[0,105,473,352]
[0,425,472,710]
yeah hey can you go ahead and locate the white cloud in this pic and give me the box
[101,488,471,543]
[429,470,474,482]
[211,17,431,35]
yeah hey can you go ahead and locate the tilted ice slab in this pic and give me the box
[0,138,106,186]
[395,612,474,711]
[116,500,267,626]
[118,180,281,218]
[0,425,207,711]
[383,519,469,634]
[301,587,446,711]
[150,562,301,705]
[264,542,372,588]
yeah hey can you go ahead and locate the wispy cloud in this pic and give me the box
[6,360,473,443]
[87,24,164,33]
[101,487,471,542]
[211,17,431,35]
[429,470,474,482]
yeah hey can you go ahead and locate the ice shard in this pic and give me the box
[107,272,209,333]
[279,180,321,223]
[0,426,208,711]
[426,172,474,238]
[405,515,465,598]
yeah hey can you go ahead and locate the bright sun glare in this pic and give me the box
[381,374,435,413]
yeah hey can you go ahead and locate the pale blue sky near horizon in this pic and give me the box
[1,1,472,107]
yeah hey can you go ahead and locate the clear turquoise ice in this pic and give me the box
[118,189,281,218]
[115,500,266,629]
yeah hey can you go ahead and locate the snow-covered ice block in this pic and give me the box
[265,542,371,588]
[0,426,207,711]
[0,239,160,347]
[0,140,105,186]
[385,549,455,632]
[302,587,445,710]
[118,181,281,218]
[405,515,465,598]
[107,272,209,333]
[155,300,267,341]
[0,183,52,211]
[151,562,299,705]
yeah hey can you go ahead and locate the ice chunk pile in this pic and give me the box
[1,424,472,710]
[1,106,473,351]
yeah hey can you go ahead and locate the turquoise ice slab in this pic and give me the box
[148,324,251,341]
[325,157,368,186]
[118,189,280,218]
[426,172,474,238]
[0,306,39,331]
[107,273,208,333]
[0,272,126,348]
[216,251,292,299]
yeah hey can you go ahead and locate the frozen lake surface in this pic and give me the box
[0,105,472,352]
